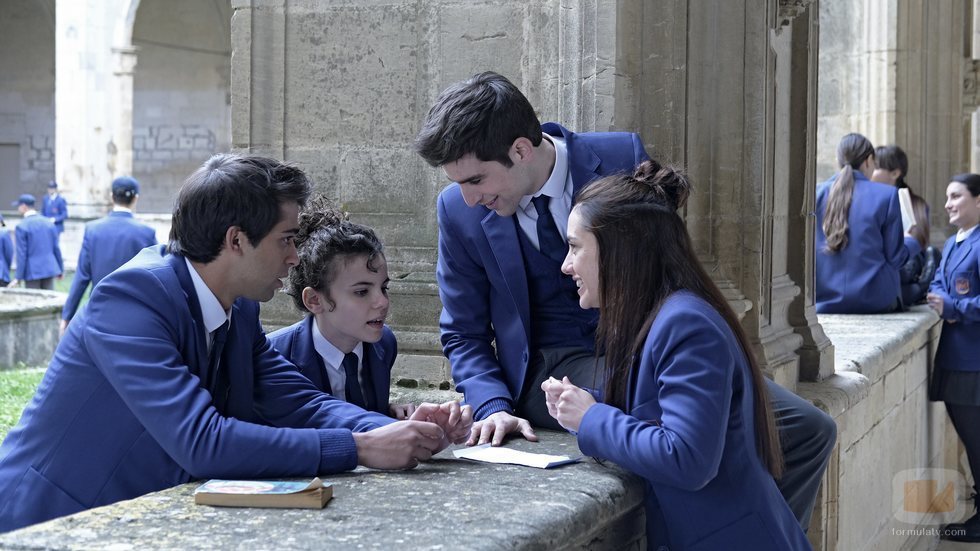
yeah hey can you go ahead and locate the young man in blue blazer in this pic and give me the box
[414,71,837,530]
[60,176,158,335]
[9,193,63,290]
[0,154,470,533]
[41,180,68,235]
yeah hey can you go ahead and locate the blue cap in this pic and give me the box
[47,181,58,189]
[111,176,140,196]
[11,194,36,207]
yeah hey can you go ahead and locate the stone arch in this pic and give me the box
[130,0,232,212]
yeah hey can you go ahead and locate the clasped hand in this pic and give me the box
[540,376,596,433]
[354,400,472,471]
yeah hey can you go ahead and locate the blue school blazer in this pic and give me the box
[267,316,396,415]
[0,230,12,283]
[62,211,158,321]
[13,214,63,281]
[815,172,920,313]
[930,229,980,371]
[41,193,67,233]
[577,292,811,551]
[0,246,392,532]
[436,123,650,416]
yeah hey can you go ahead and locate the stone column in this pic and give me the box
[110,46,138,181]
[55,0,129,216]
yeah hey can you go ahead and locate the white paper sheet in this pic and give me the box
[452,444,581,469]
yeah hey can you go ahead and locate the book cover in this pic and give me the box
[194,477,332,509]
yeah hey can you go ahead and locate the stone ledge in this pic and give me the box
[0,431,645,550]
[816,306,940,384]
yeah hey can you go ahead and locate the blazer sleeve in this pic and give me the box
[436,192,514,416]
[14,225,27,280]
[940,248,980,323]
[82,268,358,478]
[0,232,11,270]
[577,304,735,491]
[882,191,919,269]
[62,228,93,320]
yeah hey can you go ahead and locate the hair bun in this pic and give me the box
[631,159,690,210]
[296,194,349,245]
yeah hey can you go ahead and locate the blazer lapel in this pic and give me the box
[167,254,209,382]
[482,212,531,336]
[950,230,980,275]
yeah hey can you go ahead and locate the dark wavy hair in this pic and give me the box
[574,160,783,478]
[823,133,875,253]
[875,145,929,248]
[285,194,385,313]
[414,71,542,168]
[169,154,311,263]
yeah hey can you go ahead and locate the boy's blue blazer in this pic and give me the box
[815,172,921,313]
[0,230,12,283]
[62,211,158,321]
[0,246,391,532]
[267,316,396,415]
[578,292,811,550]
[13,214,63,281]
[41,193,67,233]
[930,229,980,371]
[436,123,649,414]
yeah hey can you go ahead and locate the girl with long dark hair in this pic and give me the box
[872,145,940,305]
[815,133,920,313]
[542,161,811,550]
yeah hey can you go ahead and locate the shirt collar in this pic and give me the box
[23,209,38,217]
[311,319,363,371]
[184,257,231,333]
[112,206,133,214]
[519,135,569,212]
[957,225,978,243]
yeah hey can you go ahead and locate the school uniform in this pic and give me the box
[14,212,63,284]
[437,122,836,529]
[0,230,12,285]
[929,226,980,402]
[41,193,68,234]
[0,246,392,532]
[62,209,158,321]
[267,316,395,415]
[577,292,811,550]
[815,171,921,313]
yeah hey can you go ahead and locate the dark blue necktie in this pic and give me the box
[531,195,567,263]
[342,352,367,409]
[208,321,231,413]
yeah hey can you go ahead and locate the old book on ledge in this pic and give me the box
[193,477,332,509]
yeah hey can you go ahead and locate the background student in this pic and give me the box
[268,195,420,419]
[927,173,980,543]
[41,181,68,237]
[8,193,62,290]
[0,215,11,287]
[544,160,810,550]
[871,145,939,306]
[815,133,920,313]
[60,176,158,335]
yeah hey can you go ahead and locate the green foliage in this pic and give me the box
[0,368,45,441]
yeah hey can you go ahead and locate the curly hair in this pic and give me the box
[285,194,385,313]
